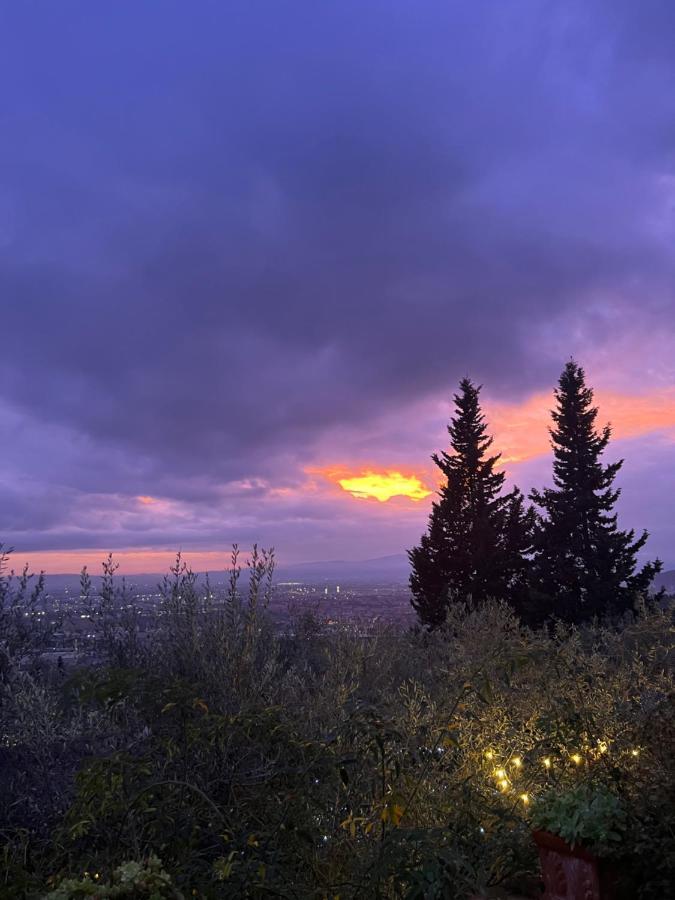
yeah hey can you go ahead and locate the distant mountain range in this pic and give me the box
[276,554,410,584]
[38,554,412,590]
[34,554,675,594]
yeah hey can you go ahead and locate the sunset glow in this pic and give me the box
[487,388,675,466]
[332,470,432,502]
[11,549,253,576]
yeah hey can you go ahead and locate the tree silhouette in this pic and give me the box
[529,360,661,623]
[409,378,533,628]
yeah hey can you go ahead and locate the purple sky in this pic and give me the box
[1,1,674,573]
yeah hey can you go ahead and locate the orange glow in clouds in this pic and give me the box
[326,470,432,502]
[16,387,675,573]
[488,387,675,465]
[319,387,675,505]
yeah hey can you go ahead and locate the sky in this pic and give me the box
[1,1,674,575]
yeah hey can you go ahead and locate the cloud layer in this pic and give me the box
[1,1,674,570]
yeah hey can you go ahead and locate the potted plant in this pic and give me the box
[531,784,634,900]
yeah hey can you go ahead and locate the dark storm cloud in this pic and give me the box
[1,1,674,555]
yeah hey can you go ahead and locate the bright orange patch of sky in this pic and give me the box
[335,470,432,502]
[487,387,675,465]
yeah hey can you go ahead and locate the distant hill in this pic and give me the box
[37,554,412,592]
[653,569,675,595]
[36,557,675,594]
[276,554,410,584]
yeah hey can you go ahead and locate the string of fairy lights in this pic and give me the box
[483,741,642,805]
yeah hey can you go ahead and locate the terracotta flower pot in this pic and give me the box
[532,830,632,900]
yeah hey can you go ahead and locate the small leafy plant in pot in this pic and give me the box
[531,784,634,900]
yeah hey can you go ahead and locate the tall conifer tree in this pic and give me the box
[409,379,533,628]
[529,360,661,623]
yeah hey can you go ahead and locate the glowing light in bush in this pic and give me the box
[542,757,552,769]
[511,756,522,768]
[519,793,530,805]
[571,753,582,765]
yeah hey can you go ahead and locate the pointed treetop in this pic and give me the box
[529,358,661,623]
[410,376,532,627]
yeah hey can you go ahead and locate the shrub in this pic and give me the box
[45,856,183,899]
[532,783,628,853]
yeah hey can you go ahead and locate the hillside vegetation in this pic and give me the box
[1,547,673,898]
